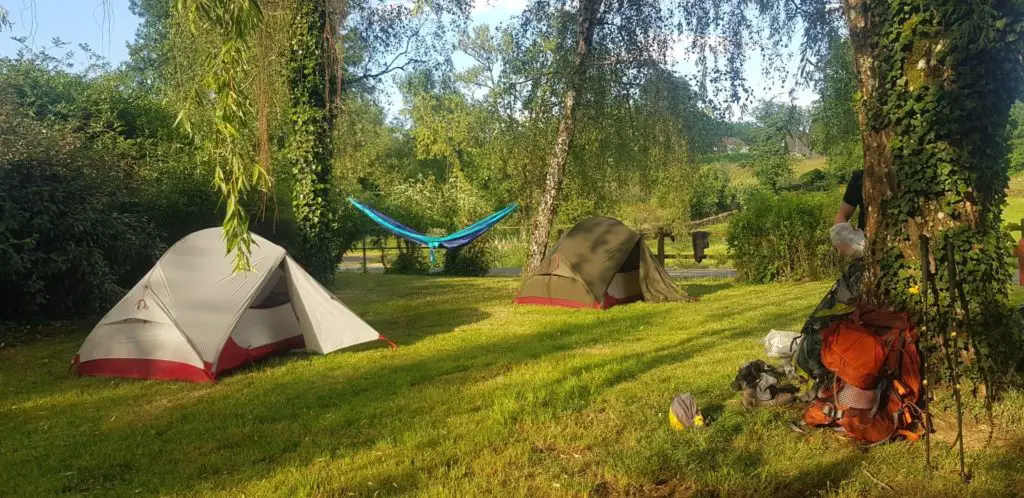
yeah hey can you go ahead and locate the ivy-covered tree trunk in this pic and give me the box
[842,0,1024,384]
[523,0,603,276]
[287,0,341,282]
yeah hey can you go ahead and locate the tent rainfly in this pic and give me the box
[73,228,390,383]
[514,217,685,309]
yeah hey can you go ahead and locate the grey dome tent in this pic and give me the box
[72,228,390,382]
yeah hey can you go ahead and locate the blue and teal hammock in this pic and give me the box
[348,197,518,262]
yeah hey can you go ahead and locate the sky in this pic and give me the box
[0,1,137,68]
[0,0,816,120]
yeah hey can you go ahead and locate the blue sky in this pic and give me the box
[0,1,137,67]
[0,0,815,120]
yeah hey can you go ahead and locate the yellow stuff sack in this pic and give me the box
[669,393,704,430]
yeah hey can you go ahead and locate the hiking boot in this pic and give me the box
[741,387,796,408]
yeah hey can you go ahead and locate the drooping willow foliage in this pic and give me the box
[0,6,11,31]
[172,0,345,278]
[170,0,470,277]
[842,0,1024,390]
[173,0,269,272]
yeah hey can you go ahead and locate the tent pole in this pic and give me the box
[919,235,932,473]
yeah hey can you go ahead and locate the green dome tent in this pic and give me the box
[514,217,685,309]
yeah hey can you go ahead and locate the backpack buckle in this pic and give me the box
[823,403,844,421]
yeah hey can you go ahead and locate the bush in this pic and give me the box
[1008,100,1024,174]
[0,48,217,323]
[791,168,835,192]
[727,178,764,207]
[443,237,495,276]
[698,152,753,165]
[746,154,794,193]
[0,151,165,319]
[727,191,843,283]
[824,141,864,184]
[384,242,432,275]
[690,164,737,219]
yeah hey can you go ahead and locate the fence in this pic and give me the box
[687,210,736,229]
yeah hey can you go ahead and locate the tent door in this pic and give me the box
[218,265,305,373]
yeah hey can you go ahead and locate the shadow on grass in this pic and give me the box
[15,300,786,494]
[0,276,848,496]
[184,302,814,496]
[335,273,502,347]
[682,279,736,299]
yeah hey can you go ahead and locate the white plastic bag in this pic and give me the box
[764,329,802,359]
[829,222,866,258]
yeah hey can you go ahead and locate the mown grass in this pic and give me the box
[2,275,1023,497]
[1004,196,1024,229]
[717,156,827,185]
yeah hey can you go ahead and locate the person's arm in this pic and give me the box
[834,201,856,225]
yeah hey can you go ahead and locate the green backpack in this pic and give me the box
[796,259,864,379]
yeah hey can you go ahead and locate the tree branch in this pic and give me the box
[345,57,426,86]
[345,16,428,87]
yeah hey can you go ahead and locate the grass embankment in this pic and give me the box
[2,275,1023,496]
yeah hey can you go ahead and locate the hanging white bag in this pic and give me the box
[764,329,802,359]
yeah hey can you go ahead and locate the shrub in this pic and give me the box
[698,152,753,165]
[728,178,764,207]
[690,164,737,219]
[0,152,165,320]
[384,242,432,275]
[746,153,794,193]
[727,191,843,283]
[0,49,216,323]
[791,168,835,192]
[443,236,495,277]
[825,142,863,181]
[1008,101,1024,174]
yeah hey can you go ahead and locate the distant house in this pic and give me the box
[785,133,821,159]
[719,137,750,154]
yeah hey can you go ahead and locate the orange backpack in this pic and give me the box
[802,308,924,444]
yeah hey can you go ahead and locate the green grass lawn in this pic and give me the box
[718,156,828,185]
[2,275,1023,496]
[1005,196,1024,230]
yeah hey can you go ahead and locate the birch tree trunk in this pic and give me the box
[523,0,603,276]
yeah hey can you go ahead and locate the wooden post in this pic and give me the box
[657,233,666,265]
[1018,218,1024,285]
[657,232,674,265]
[691,231,709,264]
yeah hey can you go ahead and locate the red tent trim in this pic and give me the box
[74,355,215,383]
